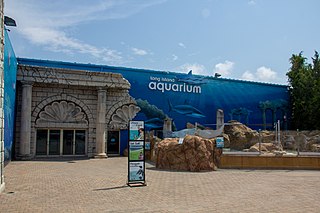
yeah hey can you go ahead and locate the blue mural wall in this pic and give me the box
[17,58,289,154]
[4,30,17,163]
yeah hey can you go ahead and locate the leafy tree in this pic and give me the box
[287,51,320,130]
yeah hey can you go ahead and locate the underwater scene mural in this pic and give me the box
[17,60,289,132]
[128,70,289,131]
[17,59,289,154]
[4,30,18,163]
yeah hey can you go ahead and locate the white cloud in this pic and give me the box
[256,66,277,80]
[178,42,186,48]
[132,48,148,56]
[172,54,178,61]
[214,60,234,76]
[241,66,278,82]
[179,63,209,76]
[4,0,166,64]
[241,71,255,81]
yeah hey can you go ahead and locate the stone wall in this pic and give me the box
[156,135,222,172]
[15,65,137,159]
[15,83,99,157]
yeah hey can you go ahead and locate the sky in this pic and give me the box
[4,0,320,84]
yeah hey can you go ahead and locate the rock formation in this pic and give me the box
[155,135,222,172]
[224,120,259,150]
[249,142,282,153]
[223,121,320,152]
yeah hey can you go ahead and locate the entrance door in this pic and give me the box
[36,129,86,156]
[63,130,73,155]
[49,130,60,155]
[107,131,120,155]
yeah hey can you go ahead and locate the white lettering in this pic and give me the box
[165,83,171,91]
[157,82,165,92]
[148,82,157,90]
[193,86,201,93]
[172,84,179,92]
[161,77,175,82]
[150,76,160,82]
[148,81,202,94]
[186,85,193,93]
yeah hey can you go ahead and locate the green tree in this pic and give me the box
[310,51,320,128]
[287,51,320,130]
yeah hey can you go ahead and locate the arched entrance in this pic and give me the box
[35,101,89,156]
[106,103,140,155]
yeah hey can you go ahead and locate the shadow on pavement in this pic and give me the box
[93,185,129,191]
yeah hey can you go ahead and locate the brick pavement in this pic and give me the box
[1,157,320,213]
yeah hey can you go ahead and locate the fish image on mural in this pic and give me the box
[136,99,177,130]
[168,100,206,118]
[175,70,208,85]
[145,118,164,130]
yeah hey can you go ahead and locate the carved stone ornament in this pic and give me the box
[37,101,88,124]
[109,104,140,129]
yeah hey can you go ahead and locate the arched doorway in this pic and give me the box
[35,101,89,156]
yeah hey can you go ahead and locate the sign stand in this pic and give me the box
[127,121,147,187]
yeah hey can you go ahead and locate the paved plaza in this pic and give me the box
[1,157,320,213]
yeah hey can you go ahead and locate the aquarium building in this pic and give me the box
[13,58,289,159]
[0,21,289,163]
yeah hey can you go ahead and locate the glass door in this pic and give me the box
[75,130,86,155]
[36,129,86,156]
[107,131,120,155]
[49,130,60,155]
[36,130,48,155]
[63,130,73,155]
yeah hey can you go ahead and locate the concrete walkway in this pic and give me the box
[1,157,320,212]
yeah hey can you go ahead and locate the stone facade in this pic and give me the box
[15,65,139,159]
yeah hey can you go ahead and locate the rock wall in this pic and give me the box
[156,135,222,172]
[224,121,259,150]
[224,121,320,152]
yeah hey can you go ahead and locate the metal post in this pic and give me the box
[277,120,281,148]
[297,129,300,156]
[259,129,261,154]
[274,122,278,144]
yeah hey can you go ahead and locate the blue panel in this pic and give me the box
[120,130,128,155]
[17,58,289,154]
[4,30,18,163]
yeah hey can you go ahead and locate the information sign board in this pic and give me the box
[145,141,151,150]
[129,162,144,181]
[129,141,144,161]
[129,121,144,141]
[128,121,146,186]
[216,137,224,148]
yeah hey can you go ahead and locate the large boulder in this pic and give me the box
[249,142,283,153]
[224,121,259,150]
[283,134,296,150]
[260,131,276,143]
[311,144,320,152]
[155,135,222,172]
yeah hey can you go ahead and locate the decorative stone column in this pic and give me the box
[163,118,172,138]
[95,88,107,158]
[216,109,224,130]
[19,82,33,159]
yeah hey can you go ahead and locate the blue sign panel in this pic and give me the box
[216,137,224,148]
[128,121,146,185]
[17,58,290,154]
[4,30,17,163]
